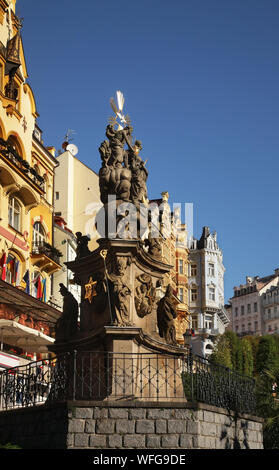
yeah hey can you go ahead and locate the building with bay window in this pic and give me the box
[0,0,61,369]
[188,226,229,357]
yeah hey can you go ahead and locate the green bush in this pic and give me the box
[0,442,21,449]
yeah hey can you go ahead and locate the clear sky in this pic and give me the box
[18,0,279,302]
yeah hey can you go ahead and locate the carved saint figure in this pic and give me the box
[55,284,79,342]
[107,255,132,326]
[128,140,148,207]
[135,273,156,318]
[156,284,177,345]
[144,222,162,259]
[75,232,91,259]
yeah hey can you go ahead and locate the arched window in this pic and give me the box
[32,221,46,247]
[7,135,22,158]
[8,196,21,232]
[6,252,21,285]
[31,271,46,301]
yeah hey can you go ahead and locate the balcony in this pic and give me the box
[0,138,45,193]
[198,328,219,338]
[30,241,62,274]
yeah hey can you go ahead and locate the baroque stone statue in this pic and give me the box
[156,284,177,345]
[55,283,79,342]
[144,222,162,259]
[106,255,132,326]
[98,92,149,211]
[134,273,156,318]
[75,232,91,259]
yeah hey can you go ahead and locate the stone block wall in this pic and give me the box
[0,401,263,449]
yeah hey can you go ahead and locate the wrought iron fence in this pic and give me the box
[0,350,256,414]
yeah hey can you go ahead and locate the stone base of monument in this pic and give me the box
[49,237,188,402]
[49,324,188,403]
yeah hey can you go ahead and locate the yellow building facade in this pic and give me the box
[0,0,61,367]
[151,192,191,345]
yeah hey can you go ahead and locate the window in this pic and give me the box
[241,305,244,315]
[190,264,197,277]
[254,302,258,312]
[191,288,197,302]
[178,259,183,274]
[247,304,251,313]
[209,287,215,301]
[178,287,184,302]
[208,263,215,276]
[55,191,59,200]
[255,321,258,331]
[205,315,213,329]
[5,253,20,285]
[32,222,47,255]
[235,307,238,317]
[33,221,46,246]
[8,197,21,232]
[192,316,198,329]
[31,271,46,301]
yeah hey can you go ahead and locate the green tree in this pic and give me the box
[210,334,233,369]
[255,336,279,376]
[241,338,254,377]
[242,335,260,376]
[222,331,239,370]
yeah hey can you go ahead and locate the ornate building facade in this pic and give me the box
[229,270,279,337]
[0,0,61,368]
[188,226,229,357]
[149,192,190,344]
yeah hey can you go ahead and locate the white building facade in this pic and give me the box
[188,227,229,357]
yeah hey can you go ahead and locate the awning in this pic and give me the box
[0,319,55,353]
[0,279,61,324]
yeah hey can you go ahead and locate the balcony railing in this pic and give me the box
[0,350,256,415]
[198,328,219,336]
[31,241,62,265]
[0,138,45,192]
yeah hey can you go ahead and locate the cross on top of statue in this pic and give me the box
[109,90,131,130]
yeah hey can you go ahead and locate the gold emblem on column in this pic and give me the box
[84,277,98,303]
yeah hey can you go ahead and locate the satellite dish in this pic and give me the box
[66,143,78,156]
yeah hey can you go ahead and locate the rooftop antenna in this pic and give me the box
[62,129,76,150]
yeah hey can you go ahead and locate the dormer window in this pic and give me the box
[33,125,42,142]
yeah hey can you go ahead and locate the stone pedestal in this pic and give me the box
[66,237,173,341]
[50,237,187,401]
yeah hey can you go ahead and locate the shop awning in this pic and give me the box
[0,279,61,324]
[0,319,55,353]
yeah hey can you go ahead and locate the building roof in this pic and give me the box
[0,279,61,324]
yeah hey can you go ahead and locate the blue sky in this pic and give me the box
[18,0,279,302]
